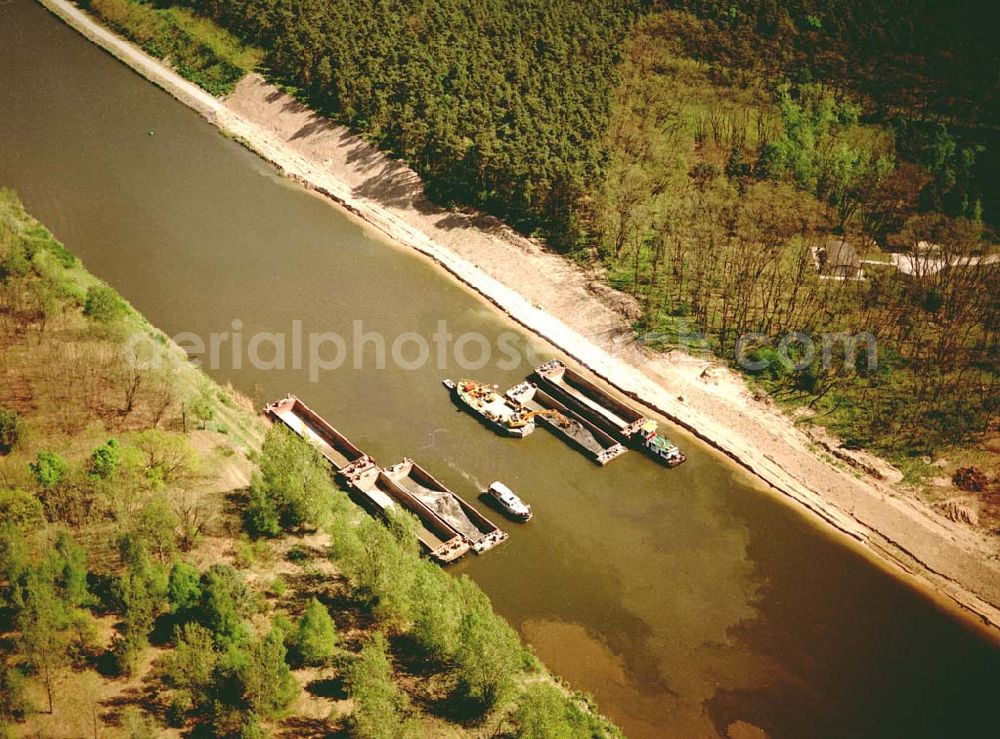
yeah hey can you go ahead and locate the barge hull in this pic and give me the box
[265,395,472,564]
[265,394,367,470]
[348,464,471,563]
[534,360,647,439]
[506,382,628,465]
[386,460,508,553]
[449,379,534,437]
[532,362,686,467]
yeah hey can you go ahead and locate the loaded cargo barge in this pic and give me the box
[383,459,507,553]
[344,462,471,563]
[533,361,686,467]
[265,394,505,563]
[505,381,627,465]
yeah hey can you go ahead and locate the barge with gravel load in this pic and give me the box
[533,360,686,467]
[343,461,471,563]
[383,459,508,553]
[505,381,628,465]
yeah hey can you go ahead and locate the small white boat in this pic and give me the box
[487,481,532,521]
[442,378,457,390]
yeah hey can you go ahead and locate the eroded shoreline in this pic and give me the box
[37,0,1000,636]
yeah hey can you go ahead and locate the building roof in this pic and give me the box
[824,239,860,271]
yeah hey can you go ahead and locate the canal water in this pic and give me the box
[2,1,998,735]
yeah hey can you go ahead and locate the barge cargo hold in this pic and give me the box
[265,394,371,471]
[505,381,628,465]
[445,378,535,437]
[533,361,686,467]
[346,463,471,563]
[383,459,509,553]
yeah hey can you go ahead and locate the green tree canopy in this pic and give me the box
[248,425,336,536]
[451,578,526,712]
[83,283,127,323]
[197,564,257,646]
[110,536,168,675]
[0,405,23,454]
[30,450,68,489]
[0,488,44,528]
[167,561,201,615]
[16,570,70,713]
[346,632,412,739]
[290,597,337,666]
[162,621,218,717]
[88,438,122,480]
[237,627,299,719]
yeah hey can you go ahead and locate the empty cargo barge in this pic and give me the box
[265,394,372,471]
[505,381,628,465]
[534,361,686,467]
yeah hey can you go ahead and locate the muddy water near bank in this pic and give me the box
[3,1,999,735]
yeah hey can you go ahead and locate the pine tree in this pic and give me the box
[17,572,68,714]
[292,597,337,666]
[451,580,524,712]
[346,632,411,739]
[167,561,201,615]
[238,627,298,719]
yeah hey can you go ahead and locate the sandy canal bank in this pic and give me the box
[38,0,1000,634]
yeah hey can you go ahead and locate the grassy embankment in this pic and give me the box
[75,0,262,96]
[0,189,620,736]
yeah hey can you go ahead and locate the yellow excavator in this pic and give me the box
[509,407,569,429]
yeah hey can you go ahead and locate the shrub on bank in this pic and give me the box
[83,284,128,323]
[0,488,44,527]
[329,505,533,717]
[345,631,415,739]
[289,597,337,666]
[0,405,23,454]
[81,0,249,96]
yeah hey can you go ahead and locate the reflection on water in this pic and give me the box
[1,1,998,736]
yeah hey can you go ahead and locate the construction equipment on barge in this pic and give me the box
[264,394,505,564]
[505,381,628,465]
[443,378,535,437]
[533,361,686,467]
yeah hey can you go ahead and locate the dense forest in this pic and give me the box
[594,3,998,464]
[0,191,619,736]
[151,0,644,245]
[78,0,998,465]
[656,0,999,223]
[666,0,998,123]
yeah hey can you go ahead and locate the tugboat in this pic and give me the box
[635,420,686,467]
[487,481,532,521]
[444,379,536,437]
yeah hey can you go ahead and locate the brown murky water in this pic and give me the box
[2,1,998,736]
